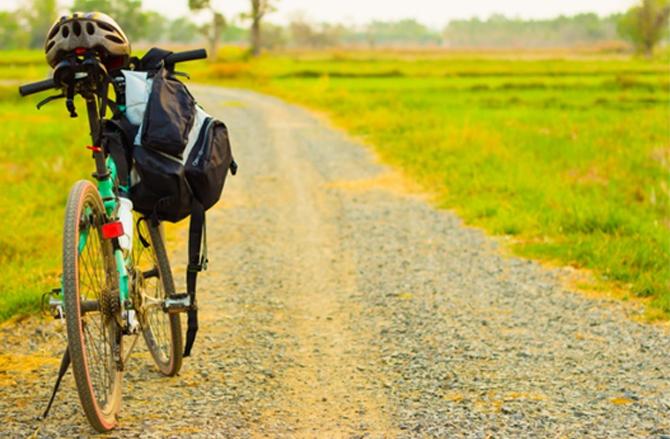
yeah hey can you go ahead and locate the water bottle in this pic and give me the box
[118,197,134,252]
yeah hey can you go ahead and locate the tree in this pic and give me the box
[167,17,201,43]
[366,19,441,46]
[441,14,621,48]
[618,0,670,57]
[188,0,225,60]
[288,15,317,47]
[142,11,167,43]
[259,22,286,50]
[244,0,278,56]
[72,0,149,42]
[0,11,30,49]
[287,16,344,48]
[220,24,248,43]
[25,0,58,48]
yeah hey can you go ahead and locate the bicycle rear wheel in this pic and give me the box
[62,180,122,432]
[134,218,183,376]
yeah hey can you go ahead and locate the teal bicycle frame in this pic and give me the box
[99,155,130,305]
[68,96,130,308]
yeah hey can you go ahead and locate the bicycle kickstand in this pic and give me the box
[41,347,71,420]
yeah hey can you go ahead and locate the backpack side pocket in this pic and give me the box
[185,118,234,210]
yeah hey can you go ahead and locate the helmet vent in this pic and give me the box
[86,22,95,35]
[46,41,55,51]
[72,21,81,36]
[48,24,60,39]
[97,21,114,32]
[61,26,69,38]
[104,34,124,44]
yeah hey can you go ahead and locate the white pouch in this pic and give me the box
[121,70,153,145]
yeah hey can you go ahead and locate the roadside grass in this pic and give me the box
[202,49,670,317]
[0,48,668,319]
[0,86,91,320]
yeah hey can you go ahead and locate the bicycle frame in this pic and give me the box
[60,89,130,310]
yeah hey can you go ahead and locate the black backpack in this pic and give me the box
[106,48,237,356]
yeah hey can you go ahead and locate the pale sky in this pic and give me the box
[1,0,635,27]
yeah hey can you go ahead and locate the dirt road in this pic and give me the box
[1,86,669,438]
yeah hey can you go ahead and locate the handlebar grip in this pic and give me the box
[19,78,57,97]
[164,49,208,65]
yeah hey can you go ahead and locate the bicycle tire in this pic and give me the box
[62,180,123,432]
[134,218,183,376]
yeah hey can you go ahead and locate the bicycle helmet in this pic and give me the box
[45,12,130,69]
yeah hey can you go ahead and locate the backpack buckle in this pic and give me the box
[187,261,207,273]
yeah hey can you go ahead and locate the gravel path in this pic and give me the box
[1,85,669,438]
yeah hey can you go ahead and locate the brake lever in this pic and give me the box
[36,93,65,110]
[66,98,77,118]
[66,83,77,118]
[172,71,190,80]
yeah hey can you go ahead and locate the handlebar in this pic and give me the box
[18,48,207,98]
[18,78,57,97]
[164,49,208,66]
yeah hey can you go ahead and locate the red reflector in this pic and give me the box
[86,145,103,152]
[75,47,86,56]
[101,221,124,240]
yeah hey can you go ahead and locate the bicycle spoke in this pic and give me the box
[83,321,108,406]
[135,220,180,373]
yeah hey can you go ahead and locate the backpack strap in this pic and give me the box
[102,118,134,191]
[183,200,207,357]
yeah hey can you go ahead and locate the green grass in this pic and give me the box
[0,86,90,320]
[204,49,670,315]
[0,48,668,320]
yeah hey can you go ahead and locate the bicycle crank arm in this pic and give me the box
[122,333,140,364]
[48,298,99,318]
[80,300,100,314]
[141,294,165,309]
[142,267,159,279]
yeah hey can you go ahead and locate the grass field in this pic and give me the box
[0,48,668,320]
[0,86,91,320]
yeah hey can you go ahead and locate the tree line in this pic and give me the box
[0,0,275,58]
[0,0,668,56]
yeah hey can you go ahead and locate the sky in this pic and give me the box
[1,0,635,27]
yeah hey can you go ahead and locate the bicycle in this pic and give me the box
[19,47,207,432]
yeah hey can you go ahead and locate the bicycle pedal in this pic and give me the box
[42,288,64,319]
[164,294,192,314]
[123,310,140,335]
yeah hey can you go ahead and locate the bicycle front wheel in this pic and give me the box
[134,218,183,376]
[62,180,122,432]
